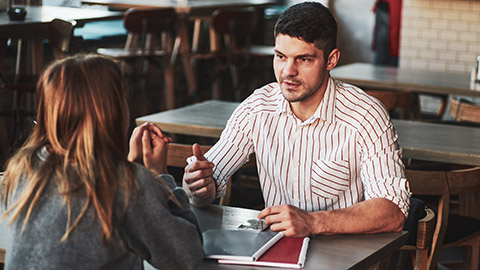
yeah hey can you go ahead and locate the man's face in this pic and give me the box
[273,34,329,103]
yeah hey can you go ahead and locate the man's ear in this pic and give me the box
[326,48,340,71]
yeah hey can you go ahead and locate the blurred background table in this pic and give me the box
[330,62,480,97]
[81,0,275,14]
[0,6,123,74]
[136,100,480,166]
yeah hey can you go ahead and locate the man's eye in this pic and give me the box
[275,54,284,59]
[300,58,310,62]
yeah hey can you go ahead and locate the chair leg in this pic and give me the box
[470,243,479,270]
[462,243,479,270]
[164,65,175,109]
[12,89,23,146]
[229,63,240,101]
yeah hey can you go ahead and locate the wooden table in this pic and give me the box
[193,205,408,270]
[0,6,123,32]
[136,100,480,166]
[81,0,275,98]
[82,0,275,15]
[330,62,480,97]
[0,203,407,269]
[0,6,123,74]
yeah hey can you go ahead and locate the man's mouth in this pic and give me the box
[283,81,301,89]
[281,78,301,89]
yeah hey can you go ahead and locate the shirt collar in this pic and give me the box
[275,77,337,124]
[316,76,336,124]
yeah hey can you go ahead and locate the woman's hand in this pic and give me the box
[128,123,172,175]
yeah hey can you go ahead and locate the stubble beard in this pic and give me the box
[279,77,319,103]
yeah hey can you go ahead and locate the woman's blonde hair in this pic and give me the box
[1,54,135,243]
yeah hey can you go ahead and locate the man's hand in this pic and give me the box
[257,204,315,237]
[257,198,405,237]
[128,123,172,175]
[182,143,216,206]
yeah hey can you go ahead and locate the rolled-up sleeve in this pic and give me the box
[360,121,411,217]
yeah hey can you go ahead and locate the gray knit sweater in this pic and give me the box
[3,163,203,270]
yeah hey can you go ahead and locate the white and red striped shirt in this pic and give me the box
[204,77,410,216]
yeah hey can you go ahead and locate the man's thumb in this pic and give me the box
[192,143,206,161]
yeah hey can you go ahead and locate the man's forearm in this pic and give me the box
[309,198,406,235]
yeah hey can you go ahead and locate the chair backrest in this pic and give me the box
[405,169,451,270]
[167,143,212,168]
[48,19,77,59]
[446,167,480,195]
[212,7,257,36]
[212,7,257,53]
[445,166,480,219]
[449,97,480,124]
[122,8,177,53]
[124,8,177,34]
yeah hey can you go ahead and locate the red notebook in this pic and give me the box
[218,236,310,269]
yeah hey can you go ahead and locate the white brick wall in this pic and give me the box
[400,0,480,73]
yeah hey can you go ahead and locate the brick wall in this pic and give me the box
[400,0,480,73]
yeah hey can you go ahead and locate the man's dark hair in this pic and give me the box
[274,2,337,59]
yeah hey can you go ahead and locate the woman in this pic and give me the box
[0,54,203,269]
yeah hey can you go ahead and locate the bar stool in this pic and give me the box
[97,8,177,110]
[186,7,258,101]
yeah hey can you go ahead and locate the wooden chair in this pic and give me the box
[0,19,77,149]
[48,19,78,59]
[415,208,437,270]
[440,167,480,270]
[97,8,177,109]
[396,169,451,270]
[449,97,480,124]
[188,7,258,101]
[166,143,256,206]
[167,143,211,168]
[245,44,275,96]
[365,90,420,119]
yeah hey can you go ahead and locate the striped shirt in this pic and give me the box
[204,77,410,216]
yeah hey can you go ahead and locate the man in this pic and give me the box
[161,2,410,237]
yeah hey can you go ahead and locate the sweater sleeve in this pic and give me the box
[117,166,204,270]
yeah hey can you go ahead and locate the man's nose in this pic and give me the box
[282,60,297,76]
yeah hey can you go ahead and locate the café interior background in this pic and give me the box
[1,0,479,167]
